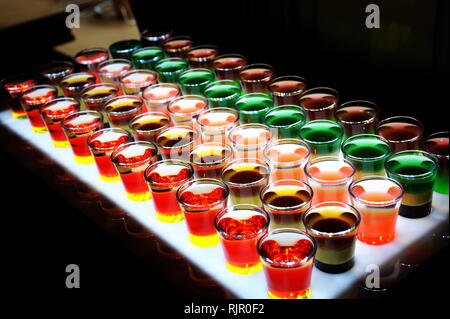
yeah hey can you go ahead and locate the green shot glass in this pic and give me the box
[235,93,273,124]
[341,134,392,179]
[385,150,439,218]
[424,131,449,194]
[131,47,165,70]
[155,58,189,83]
[264,105,306,139]
[178,68,215,95]
[109,39,142,59]
[299,120,344,159]
[203,80,242,108]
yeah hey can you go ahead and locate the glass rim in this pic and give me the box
[196,107,240,130]
[142,82,181,104]
[162,35,194,52]
[74,47,109,65]
[384,150,439,180]
[87,127,132,152]
[97,59,132,78]
[39,60,74,79]
[213,53,248,71]
[376,115,424,144]
[40,96,80,116]
[221,157,271,187]
[425,131,450,160]
[189,142,233,166]
[214,204,270,239]
[104,95,144,116]
[341,134,392,162]
[299,86,340,112]
[304,156,356,185]
[263,138,311,167]
[21,84,58,105]
[176,178,230,208]
[268,75,307,97]
[61,110,104,132]
[263,104,306,129]
[257,228,317,267]
[260,179,314,212]
[302,201,361,237]
[129,111,171,135]
[228,123,273,149]
[155,125,199,150]
[187,45,219,62]
[235,92,274,115]
[299,120,344,145]
[81,82,120,102]
[167,95,209,117]
[110,140,158,167]
[335,100,380,125]
[178,68,215,86]
[144,159,194,186]
[119,69,159,88]
[349,175,404,206]
[239,63,275,83]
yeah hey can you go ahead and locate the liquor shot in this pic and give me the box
[156,125,198,160]
[129,111,171,143]
[269,75,307,106]
[104,95,144,130]
[119,69,159,96]
[299,87,339,121]
[1,73,38,119]
[131,46,165,70]
[162,35,194,58]
[186,45,219,69]
[39,61,74,94]
[299,120,344,158]
[190,143,233,179]
[154,58,189,83]
[60,72,96,102]
[98,59,132,88]
[235,92,273,124]
[142,83,181,115]
[81,83,119,113]
[376,116,424,153]
[239,63,274,93]
[140,29,172,47]
[203,80,242,108]
[424,131,449,194]
[178,68,215,95]
[196,107,239,145]
[228,123,272,159]
[334,100,379,138]
[213,54,247,81]
[109,39,142,59]
[74,47,109,81]
[21,84,57,133]
[167,95,208,128]
[264,105,306,138]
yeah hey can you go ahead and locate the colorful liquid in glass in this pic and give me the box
[197,107,239,144]
[335,102,378,138]
[143,83,181,115]
[131,47,165,70]
[269,76,306,106]
[299,89,339,121]
[129,112,171,143]
[154,58,189,83]
[229,124,272,159]
[239,64,274,93]
[377,117,423,153]
[61,72,96,99]
[75,47,109,80]
[299,120,343,158]
[203,80,242,108]
[235,93,273,124]
[178,68,215,95]
[104,95,143,130]
[167,95,208,128]
[141,29,172,47]
[81,83,119,112]
[156,126,197,160]
[190,143,232,179]
[2,74,38,118]
[109,39,142,59]
[120,70,158,96]
[425,133,449,194]
[98,59,132,87]
[187,45,219,69]
[163,36,194,58]
[21,85,57,132]
[213,54,247,81]
[264,105,306,138]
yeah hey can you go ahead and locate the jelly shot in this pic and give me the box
[303,201,360,273]
[21,84,57,133]
[349,176,404,245]
[109,39,142,59]
[257,228,316,299]
[424,131,449,194]
[145,159,194,222]
[235,92,273,124]
[335,100,379,138]
[203,80,242,108]
[268,75,307,106]
[142,83,181,116]
[129,111,171,143]
[162,35,194,58]
[261,180,313,230]
[178,68,215,95]
[305,156,355,204]
[186,45,219,69]
[61,110,104,164]
[167,95,208,128]
[299,87,339,121]
[385,150,438,218]
[131,46,165,70]
[120,69,159,96]
[154,58,189,83]
[177,178,229,247]
[212,54,247,81]
[190,143,233,179]
[111,141,158,201]
[228,123,272,160]
[87,128,132,182]
[239,63,274,94]
[221,158,270,206]
[104,95,144,130]
[264,105,306,138]
[156,125,198,160]
[341,134,392,179]
[215,204,269,274]
[299,120,344,158]
[196,107,239,145]
[376,116,424,153]
[1,73,38,119]
[40,97,80,147]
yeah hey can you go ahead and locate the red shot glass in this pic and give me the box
[21,84,58,133]
[1,73,38,119]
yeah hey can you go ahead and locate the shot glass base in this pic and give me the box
[31,126,48,133]
[125,191,152,202]
[99,175,121,183]
[357,233,394,245]
[52,140,70,148]
[74,155,95,165]
[188,233,220,247]
[12,111,27,119]
[155,212,184,223]
[225,262,262,275]
[268,288,311,299]
[315,258,354,274]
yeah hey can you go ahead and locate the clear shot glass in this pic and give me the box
[142,83,181,116]
[98,59,132,89]
[239,63,275,94]
[128,111,171,143]
[1,73,38,119]
[228,123,272,160]
[74,47,109,81]
[221,158,270,206]
[178,68,215,95]
[299,87,339,121]
[155,58,189,83]
[109,39,142,59]
[349,176,404,245]
[155,125,198,160]
[190,142,233,179]
[145,159,194,222]
[203,80,242,108]
[120,69,159,96]
[424,131,449,194]
[196,107,239,145]
[177,178,229,247]
[111,141,159,201]
[186,45,219,69]
[303,201,360,273]
[264,105,306,138]
[81,83,119,113]
[341,134,392,179]
[215,204,269,274]
[87,128,133,182]
[60,72,96,102]
[257,228,317,299]
[39,60,74,94]
[260,180,313,230]
[263,138,311,182]
[385,150,438,218]
[104,95,144,130]
[212,54,247,81]
[167,95,208,128]
[268,75,307,106]
[299,120,344,158]
[305,156,355,204]
[376,116,424,153]
[335,100,379,139]
[131,46,165,70]
[21,84,57,133]
[235,92,273,124]
[162,35,194,58]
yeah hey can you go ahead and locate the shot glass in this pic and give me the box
[264,105,306,138]
[141,29,172,47]
[268,75,307,106]
[131,46,165,70]
[263,138,311,182]
[239,63,275,94]
[189,142,233,179]
[167,95,208,128]
[221,158,270,206]
[424,131,449,194]
[177,178,229,247]
[235,93,273,124]
[74,47,109,81]
[61,110,104,164]
[98,59,132,89]
[87,128,132,182]
[120,69,159,96]
[1,73,38,119]
[39,61,74,94]
[376,116,424,153]
[299,87,339,121]
[261,180,313,229]
[299,120,344,158]
[162,35,194,58]
[60,72,96,102]
[109,39,142,59]
[104,95,144,130]
[186,45,219,69]
[349,176,404,245]
[303,201,361,273]
[215,204,270,274]
[21,84,58,133]
[155,125,198,160]
[145,159,194,222]
[111,141,159,201]
[305,156,356,204]
[81,83,119,113]
[155,58,189,83]
[40,97,80,148]
[385,150,439,218]
[203,80,242,108]
[129,111,171,143]
[257,228,317,299]
[213,54,247,81]
[335,100,379,138]
[341,134,392,179]
[142,83,181,115]
[228,123,272,160]
[178,68,215,95]
[196,107,239,144]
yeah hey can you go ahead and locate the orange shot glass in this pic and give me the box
[142,83,181,116]
[196,107,239,145]
[167,95,208,129]
[120,69,159,96]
